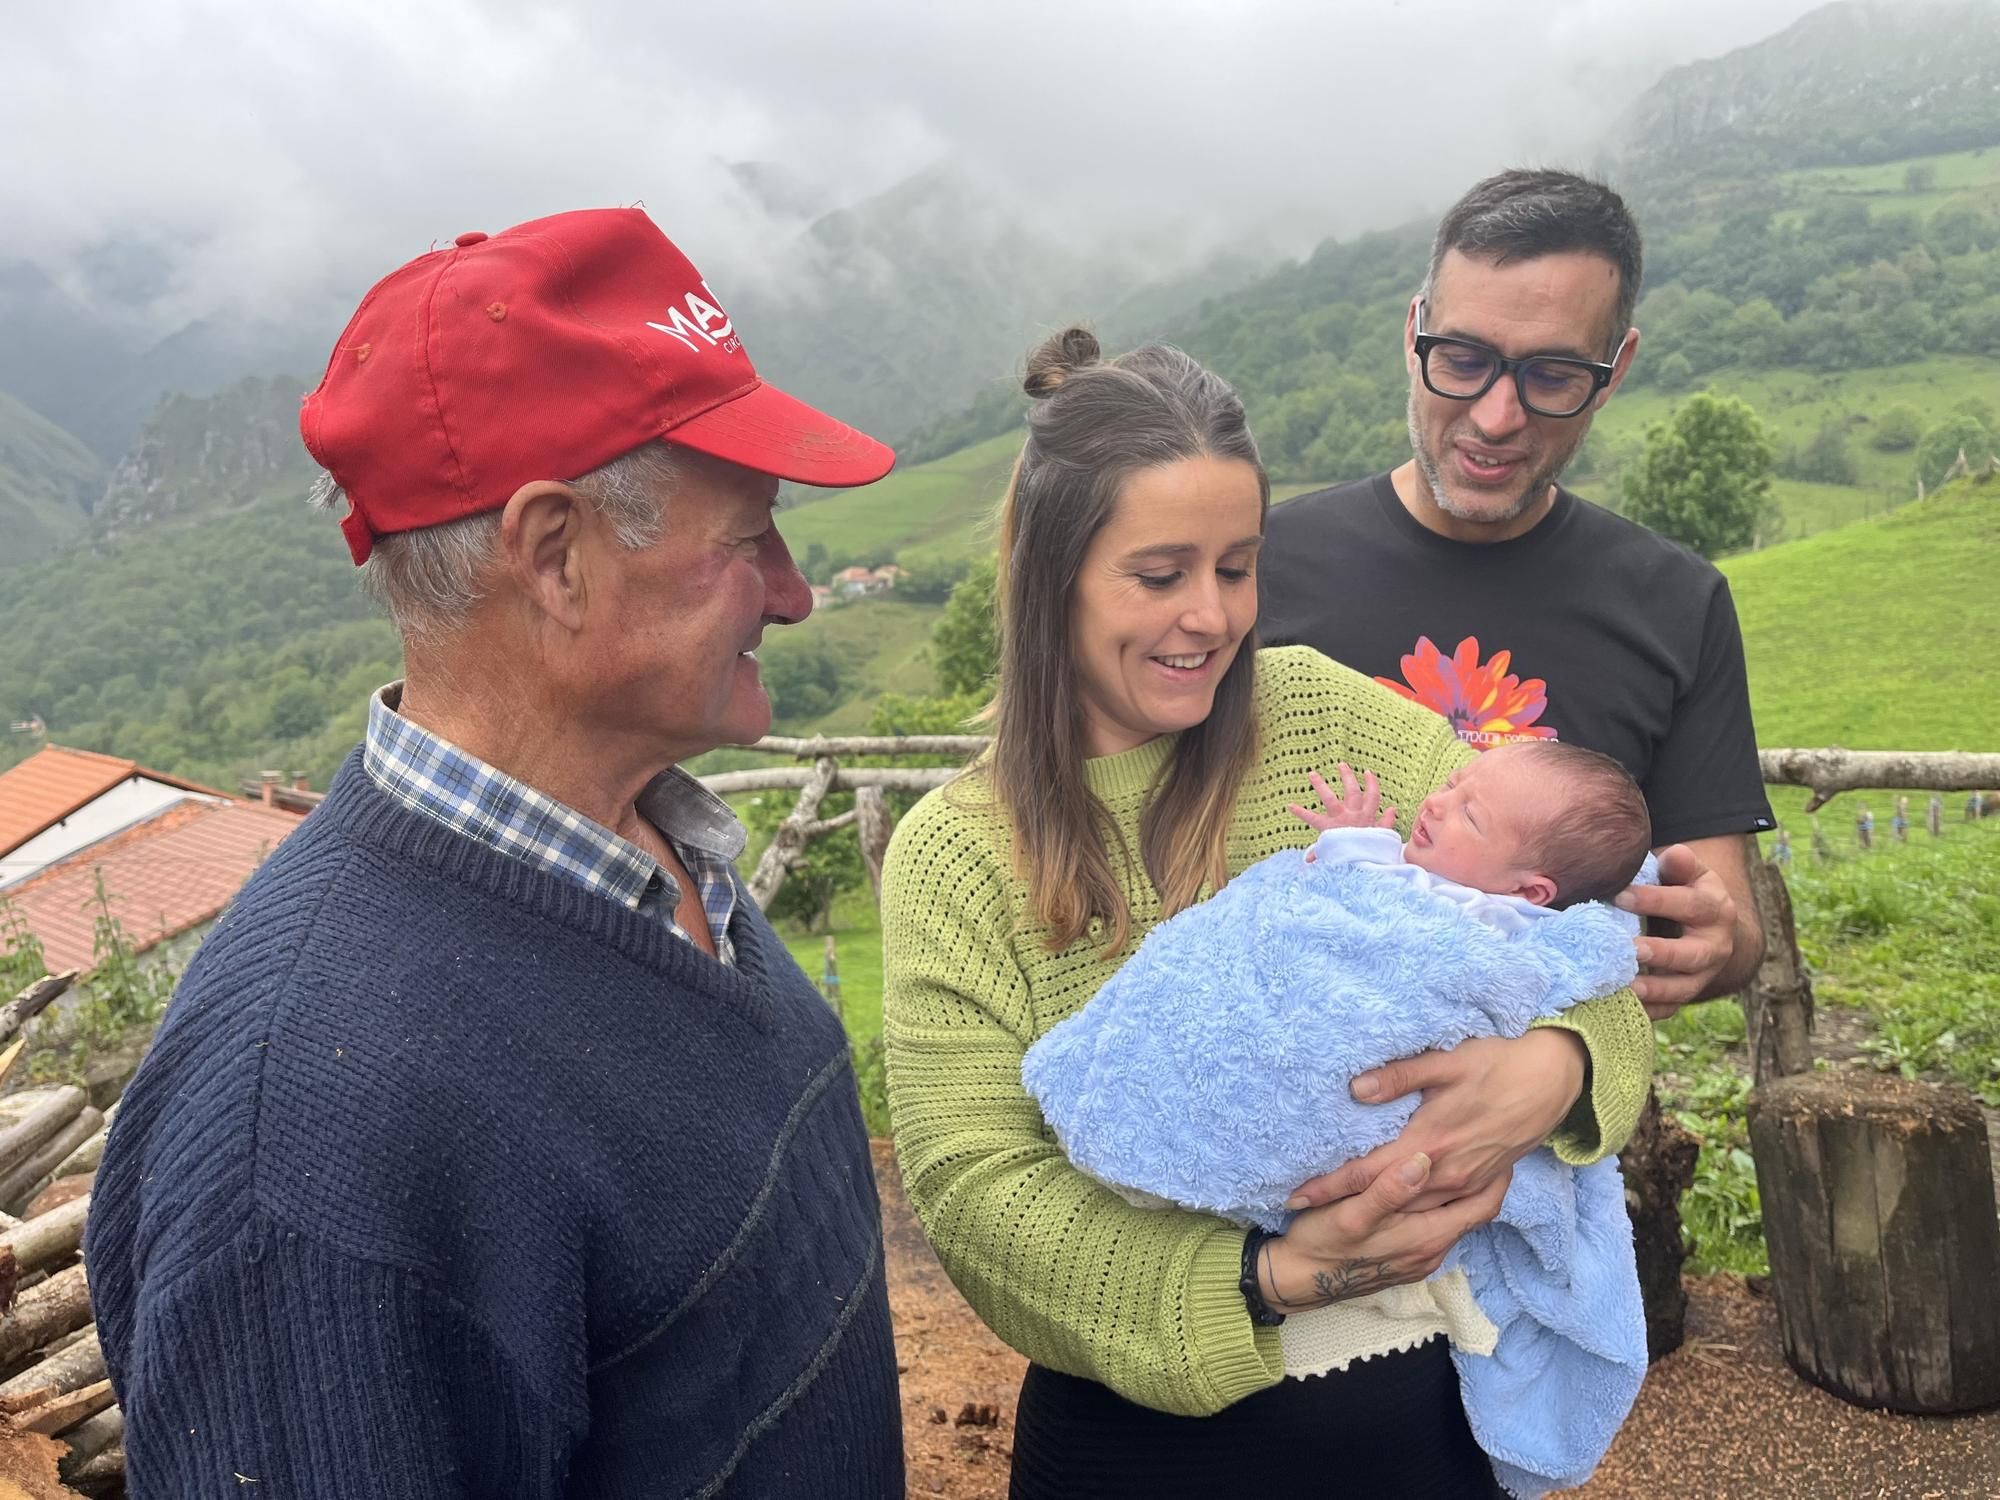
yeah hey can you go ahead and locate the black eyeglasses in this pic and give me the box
[1413,305,1617,419]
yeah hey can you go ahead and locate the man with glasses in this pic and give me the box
[1261,169,1770,1026]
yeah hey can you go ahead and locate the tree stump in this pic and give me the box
[1748,1071,2000,1413]
[1620,1089,1700,1360]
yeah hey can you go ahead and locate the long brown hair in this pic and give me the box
[983,327,1270,954]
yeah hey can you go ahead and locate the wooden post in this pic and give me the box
[821,936,843,1022]
[1748,1071,2000,1413]
[856,786,892,906]
[746,757,839,912]
[1742,836,1813,1084]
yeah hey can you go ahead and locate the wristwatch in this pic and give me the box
[1239,1227,1286,1326]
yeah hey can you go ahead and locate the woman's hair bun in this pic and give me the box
[1023,326,1101,399]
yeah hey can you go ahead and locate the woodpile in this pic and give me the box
[0,974,125,1498]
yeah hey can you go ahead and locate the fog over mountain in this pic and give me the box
[10,0,1845,339]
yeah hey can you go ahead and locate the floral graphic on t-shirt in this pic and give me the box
[1375,635,1559,750]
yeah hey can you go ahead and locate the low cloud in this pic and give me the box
[5,0,1837,335]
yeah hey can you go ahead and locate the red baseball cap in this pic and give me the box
[301,207,895,563]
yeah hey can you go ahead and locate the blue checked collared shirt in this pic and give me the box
[363,684,746,964]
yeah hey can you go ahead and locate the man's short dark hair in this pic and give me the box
[1424,169,1644,357]
[1519,742,1653,908]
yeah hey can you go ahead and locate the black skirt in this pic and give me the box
[1008,1335,1502,1500]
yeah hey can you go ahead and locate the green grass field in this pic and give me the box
[780,430,1021,568]
[779,429,1332,582]
[1720,481,1999,751]
[1778,145,2000,222]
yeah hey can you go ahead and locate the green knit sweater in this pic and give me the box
[880,646,1654,1418]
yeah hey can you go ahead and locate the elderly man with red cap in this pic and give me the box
[87,210,906,1498]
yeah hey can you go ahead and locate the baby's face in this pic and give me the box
[1403,747,1556,903]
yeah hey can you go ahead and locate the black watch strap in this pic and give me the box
[1239,1228,1286,1326]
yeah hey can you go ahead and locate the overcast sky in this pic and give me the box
[9,0,1840,332]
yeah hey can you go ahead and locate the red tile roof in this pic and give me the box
[3,799,301,976]
[0,745,230,856]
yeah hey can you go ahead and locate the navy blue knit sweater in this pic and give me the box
[87,752,904,1498]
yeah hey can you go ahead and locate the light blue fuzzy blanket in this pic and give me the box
[1021,828,1650,1500]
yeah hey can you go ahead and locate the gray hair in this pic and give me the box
[1422,169,1644,357]
[308,442,683,640]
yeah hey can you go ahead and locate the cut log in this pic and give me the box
[0,1267,91,1367]
[0,973,77,1052]
[0,1093,86,1180]
[1742,841,1813,1083]
[12,1378,113,1436]
[50,1119,108,1182]
[21,1179,90,1222]
[0,1332,104,1410]
[1620,1090,1700,1360]
[0,1425,75,1500]
[67,1444,123,1497]
[1749,1071,2000,1413]
[0,1109,102,1217]
[0,1199,89,1282]
[56,1405,120,1479]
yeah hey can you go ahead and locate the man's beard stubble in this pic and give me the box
[1406,385,1588,528]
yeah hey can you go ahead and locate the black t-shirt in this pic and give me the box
[1258,472,1773,849]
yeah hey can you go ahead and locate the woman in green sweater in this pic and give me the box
[879,328,1653,1498]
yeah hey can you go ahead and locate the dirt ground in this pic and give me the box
[875,1143,2000,1500]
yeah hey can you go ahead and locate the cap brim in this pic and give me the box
[669,381,895,488]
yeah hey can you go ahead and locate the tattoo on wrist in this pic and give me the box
[1264,1241,1397,1308]
[1313,1258,1397,1303]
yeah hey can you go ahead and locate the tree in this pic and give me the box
[1904,163,1938,193]
[1871,404,1923,451]
[1915,415,1994,492]
[1779,418,1860,486]
[1656,352,1696,393]
[930,556,1000,699]
[801,541,830,586]
[1622,394,1778,558]
[756,633,850,725]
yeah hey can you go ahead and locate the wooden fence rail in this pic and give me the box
[1757,748,2000,811]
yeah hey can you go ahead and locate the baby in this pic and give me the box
[1292,739,1653,917]
[1022,739,1657,1500]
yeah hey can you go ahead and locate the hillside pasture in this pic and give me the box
[1778,144,2000,222]
[1590,356,2000,537]
[779,596,945,735]
[1719,482,1998,750]
[780,430,1020,567]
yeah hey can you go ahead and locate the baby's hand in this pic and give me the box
[1289,763,1398,834]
